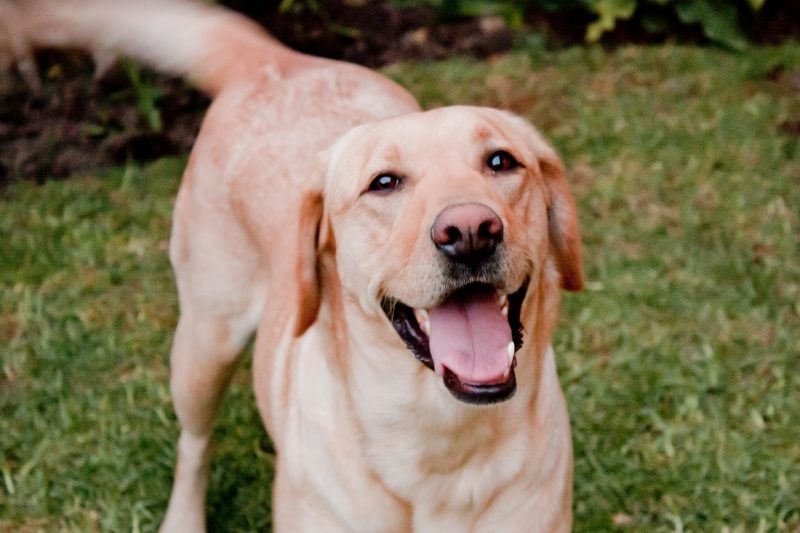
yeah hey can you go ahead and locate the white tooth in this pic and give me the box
[415,309,431,335]
[507,341,515,364]
[498,293,508,307]
[421,319,431,336]
[501,305,508,317]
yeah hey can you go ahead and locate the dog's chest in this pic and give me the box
[359,404,530,513]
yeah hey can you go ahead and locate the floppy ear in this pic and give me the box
[289,145,339,337]
[292,189,326,336]
[539,154,584,292]
[499,110,584,291]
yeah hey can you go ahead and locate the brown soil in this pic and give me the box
[0,1,516,185]
[0,1,797,185]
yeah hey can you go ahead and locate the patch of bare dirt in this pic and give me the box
[0,1,515,184]
[0,0,797,185]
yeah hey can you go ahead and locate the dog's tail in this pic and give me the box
[0,0,297,96]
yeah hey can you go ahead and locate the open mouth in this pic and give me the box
[381,280,527,405]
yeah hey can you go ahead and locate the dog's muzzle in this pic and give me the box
[381,278,527,406]
[380,202,530,405]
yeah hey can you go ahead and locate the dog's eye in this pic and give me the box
[367,173,403,193]
[487,151,520,173]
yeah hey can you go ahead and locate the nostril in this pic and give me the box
[477,219,503,242]
[431,203,504,265]
[443,226,461,245]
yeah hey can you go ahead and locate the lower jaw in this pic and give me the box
[442,366,517,405]
[382,279,529,406]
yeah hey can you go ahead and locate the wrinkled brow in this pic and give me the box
[377,144,401,167]
[472,125,494,143]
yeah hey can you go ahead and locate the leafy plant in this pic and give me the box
[674,0,749,50]
[583,0,756,50]
[121,60,163,133]
[586,0,637,42]
[388,0,767,49]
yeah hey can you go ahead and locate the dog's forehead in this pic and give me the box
[369,106,516,149]
[325,107,524,195]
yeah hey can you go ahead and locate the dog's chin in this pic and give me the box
[380,280,528,406]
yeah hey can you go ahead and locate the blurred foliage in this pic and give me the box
[121,60,163,133]
[389,0,766,50]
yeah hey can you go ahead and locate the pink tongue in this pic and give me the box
[428,286,512,384]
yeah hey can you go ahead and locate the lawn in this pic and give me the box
[2,43,799,532]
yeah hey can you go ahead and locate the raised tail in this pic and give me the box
[0,0,296,96]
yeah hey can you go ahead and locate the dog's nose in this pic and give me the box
[431,203,503,264]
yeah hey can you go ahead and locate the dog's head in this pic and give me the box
[293,106,583,405]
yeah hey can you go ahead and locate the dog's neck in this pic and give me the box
[250,261,573,515]
[329,265,567,482]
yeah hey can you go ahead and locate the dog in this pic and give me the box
[1,0,584,530]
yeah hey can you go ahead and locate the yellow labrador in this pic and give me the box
[3,0,584,530]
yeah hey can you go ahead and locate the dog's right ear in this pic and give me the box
[256,179,330,357]
[292,191,328,337]
[290,144,340,338]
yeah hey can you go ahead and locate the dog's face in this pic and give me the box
[305,106,582,405]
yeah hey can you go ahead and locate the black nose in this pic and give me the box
[431,203,504,265]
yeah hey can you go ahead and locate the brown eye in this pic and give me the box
[368,173,403,193]
[487,151,520,173]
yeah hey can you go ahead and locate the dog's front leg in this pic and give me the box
[160,190,267,532]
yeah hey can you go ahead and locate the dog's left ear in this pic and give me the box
[502,111,583,291]
[506,111,583,291]
[538,153,584,291]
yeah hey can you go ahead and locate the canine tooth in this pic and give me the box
[507,341,515,364]
[498,294,508,307]
[415,309,431,335]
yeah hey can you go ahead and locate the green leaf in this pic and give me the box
[586,0,637,42]
[675,0,749,51]
[536,0,588,11]
[121,60,162,133]
[641,12,670,34]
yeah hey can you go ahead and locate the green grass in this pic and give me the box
[2,43,800,531]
